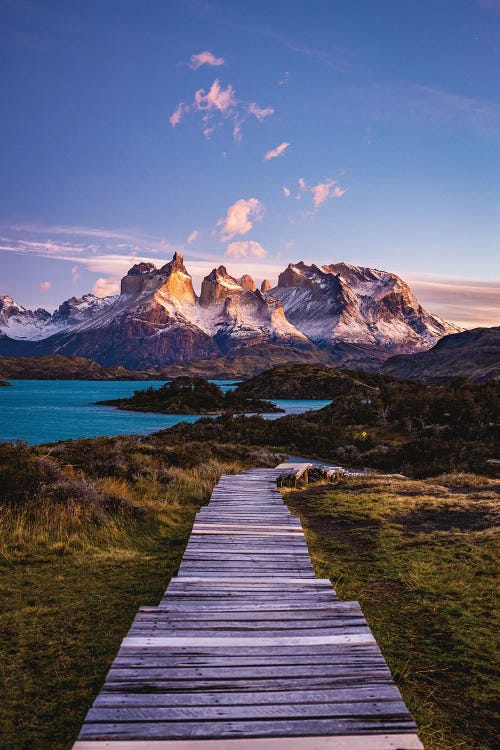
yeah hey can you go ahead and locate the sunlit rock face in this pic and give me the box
[199,266,246,308]
[239,274,257,292]
[198,266,309,351]
[0,253,462,367]
[120,254,196,307]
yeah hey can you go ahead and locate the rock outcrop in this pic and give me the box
[271,261,461,351]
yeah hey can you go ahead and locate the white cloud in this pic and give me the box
[278,71,289,86]
[39,281,51,292]
[71,266,79,282]
[92,277,120,297]
[187,229,199,244]
[264,142,290,161]
[217,198,264,241]
[297,177,346,208]
[194,79,236,113]
[248,102,275,120]
[188,51,225,70]
[282,186,291,197]
[226,241,267,258]
[169,102,189,127]
[312,181,346,207]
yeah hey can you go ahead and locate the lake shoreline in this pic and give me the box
[0,379,331,445]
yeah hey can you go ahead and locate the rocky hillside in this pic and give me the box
[383,326,500,382]
[0,355,151,380]
[235,364,382,399]
[0,254,461,369]
[271,261,460,350]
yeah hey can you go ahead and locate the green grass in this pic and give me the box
[0,437,277,750]
[284,473,500,750]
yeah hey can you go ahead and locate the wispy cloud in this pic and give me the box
[187,229,199,244]
[405,273,500,328]
[0,223,207,281]
[187,50,225,70]
[71,266,79,283]
[39,281,51,293]
[180,4,355,75]
[226,241,267,258]
[477,0,500,11]
[217,198,264,241]
[282,186,291,197]
[407,84,500,131]
[264,30,354,74]
[361,82,500,135]
[264,142,290,161]
[3,222,145,242]
[248,102,274,121]
[170,78,274,142]
[169,102,189,127]
[295,177,346,211]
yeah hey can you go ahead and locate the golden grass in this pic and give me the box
[285,473,500,750]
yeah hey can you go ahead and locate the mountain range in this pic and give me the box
[0,253,462,369]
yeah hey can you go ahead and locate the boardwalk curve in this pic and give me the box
[73,468,423,749]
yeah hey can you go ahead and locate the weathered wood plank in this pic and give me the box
[94,686,403,707]
[122,634,377,648]
[86,700,411,722]
[73,735,424,749]
[78,717,418,740]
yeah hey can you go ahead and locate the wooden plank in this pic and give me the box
[122,634,376,648]
[86,700,411,721]
[73,734,424,749]
[172,576,331,591]
[94,686,403,707]
[78,718,418,739]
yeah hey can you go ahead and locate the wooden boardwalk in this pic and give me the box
[73,468,423,749]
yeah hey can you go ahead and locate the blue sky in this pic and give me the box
[0,0,499,327]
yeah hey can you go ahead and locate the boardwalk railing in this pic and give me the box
[73,467,423,749]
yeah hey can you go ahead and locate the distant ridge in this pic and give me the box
[383,326,500,382]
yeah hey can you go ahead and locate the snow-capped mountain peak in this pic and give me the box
[0,254,462,367]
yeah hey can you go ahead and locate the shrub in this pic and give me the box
[0,442,65,505]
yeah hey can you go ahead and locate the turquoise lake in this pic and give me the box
[0,380,331,445]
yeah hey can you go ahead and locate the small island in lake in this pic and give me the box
[0,380,11,386]
[96,376,284,415]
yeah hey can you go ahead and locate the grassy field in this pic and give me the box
[1,434,498,749]
[0,436,276,750]
[284,473,500,750]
